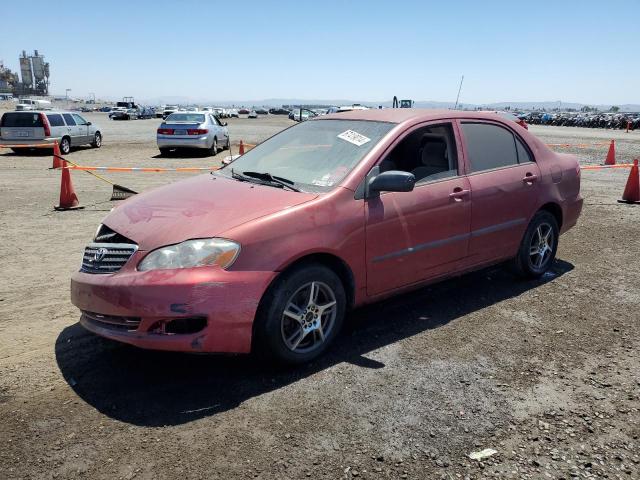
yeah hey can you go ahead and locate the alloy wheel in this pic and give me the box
[529,222,554,270]
[280,281,337,353]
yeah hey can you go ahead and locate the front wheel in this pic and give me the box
[255,264,346,364]
[512,211,559,278]
[91,132,102,148]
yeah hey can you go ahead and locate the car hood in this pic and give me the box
[103,174,318,251]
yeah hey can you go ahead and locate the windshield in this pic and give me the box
[166,113,205,123]
[217,119,394,192]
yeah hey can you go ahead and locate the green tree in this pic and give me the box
[609,106,620,112]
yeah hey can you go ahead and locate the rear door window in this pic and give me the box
[62,114,76,126]
[47,114,65,127]
[1,112,43,127]
[461,122,519,172]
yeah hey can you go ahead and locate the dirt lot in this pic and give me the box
[0,112,639,479]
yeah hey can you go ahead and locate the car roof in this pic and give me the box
[4,110,79,115]
[319,108,511,125]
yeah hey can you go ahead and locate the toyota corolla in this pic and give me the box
[70,109,582,364]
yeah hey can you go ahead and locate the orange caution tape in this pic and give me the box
[547,142,610,149]
[63,165,220,173]
[580,163,634,170]
[0,143,52,148]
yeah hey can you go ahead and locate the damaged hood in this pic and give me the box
[103,173,317,251]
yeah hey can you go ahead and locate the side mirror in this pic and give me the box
[369,171,415,194]
[86,121,92,126]
[223,122,228,126]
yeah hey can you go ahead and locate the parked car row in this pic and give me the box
[521,112,640,130]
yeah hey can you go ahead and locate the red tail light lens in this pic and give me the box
[40,113,51,137]
[187,129,208,135]
[157,128,174,135]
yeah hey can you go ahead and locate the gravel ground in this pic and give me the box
[0,114,639,479]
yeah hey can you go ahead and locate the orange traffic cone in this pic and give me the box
[54,166,84,210]
[239,140,245,155]
[617,159,640,204]
[50,141,65,169]
[604,140,616,166]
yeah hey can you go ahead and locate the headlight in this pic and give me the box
[138,238,240,271]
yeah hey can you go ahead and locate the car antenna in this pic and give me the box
[454,75,464,110]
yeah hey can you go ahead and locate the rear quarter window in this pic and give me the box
[47,114,65,127]
[461,122,519,172]
[1,112,43,127]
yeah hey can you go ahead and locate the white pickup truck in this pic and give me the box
[15,98,52,111]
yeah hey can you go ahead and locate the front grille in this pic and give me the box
[82,311,141,332]
[95,224,136,244]
[81,242,138,274]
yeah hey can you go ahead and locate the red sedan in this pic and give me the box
[71,109,582,364]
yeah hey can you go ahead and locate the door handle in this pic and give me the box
[522,173,538,183]
[449,188,470,200]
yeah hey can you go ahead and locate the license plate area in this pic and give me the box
[16,131,30,137]
[174,130,187,135]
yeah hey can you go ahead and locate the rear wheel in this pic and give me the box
[59,137,71,155]
[512,211,559,278]
[91,132,102,148]
[255,264,346,364]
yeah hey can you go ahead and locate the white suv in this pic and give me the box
[0,111,102,154]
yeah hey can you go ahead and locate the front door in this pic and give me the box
[365,122,472,296]
[72,114,90,144]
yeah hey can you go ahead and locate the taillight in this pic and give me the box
[157,128,174,135]
[40,113,51,137]
[187,129,208,135]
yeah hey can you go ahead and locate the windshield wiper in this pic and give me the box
[235,170,301,192]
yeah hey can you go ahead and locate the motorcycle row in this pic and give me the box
[522,112,640,130]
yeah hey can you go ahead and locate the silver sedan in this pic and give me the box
[156,112,230,156]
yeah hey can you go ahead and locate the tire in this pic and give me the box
[512,210,559,279]
[159,147,171,157]
[254,263,346,365]
[59,137,71,155]
[209,137,218,156]
[91,132,102,148]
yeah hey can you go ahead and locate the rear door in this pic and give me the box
[459,121,541,265]
[0,112,45,141]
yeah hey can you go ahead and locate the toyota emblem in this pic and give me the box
[93,247,108,263]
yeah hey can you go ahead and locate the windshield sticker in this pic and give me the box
[337,130,371,147]
[312,173,334,187]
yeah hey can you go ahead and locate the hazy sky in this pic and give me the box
[1,0,637,104]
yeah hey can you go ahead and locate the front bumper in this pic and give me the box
[157,135,211,149]
[70,259,276,353]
